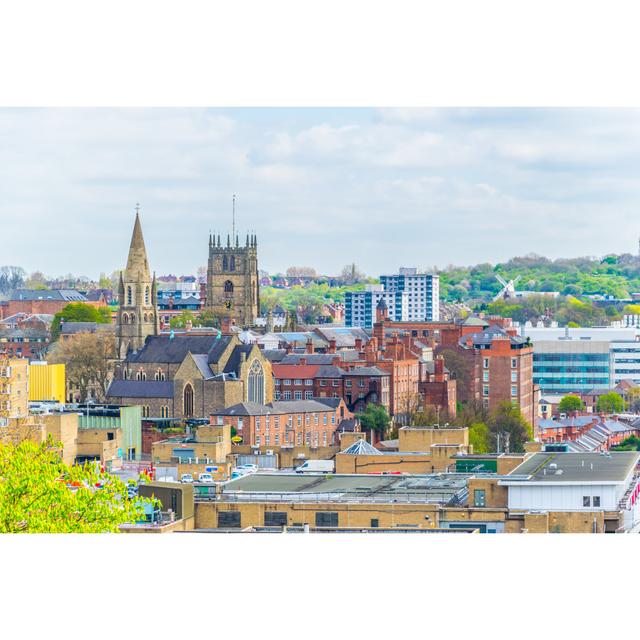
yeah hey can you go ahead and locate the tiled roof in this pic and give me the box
[106,379,173,398]
[272,363,320,379]
[125,335,231,364]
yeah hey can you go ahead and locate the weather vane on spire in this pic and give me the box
[135,202,140,215]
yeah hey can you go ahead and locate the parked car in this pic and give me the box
[198,473,214,483]
[180,473,194,483]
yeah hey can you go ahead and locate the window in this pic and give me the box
[275,434,280,445]
[473,489,486,507]
[511,371,517,382]
[265,436,270,445]
[238,417,243,429]
[593,496,601,507]
[229,255,235,271]
[248,359,265,404]
[511,358,518,369]
[332,380,339,387]
[345,380,352,388]
[370,518,379,528]
[294,379,302,385]
[224,280,234,293]
[283,379,291,386]
[320,380,326,387]
[294,391,302,400]
[218,511,241,528]
[583,496,591,507]
[316,512,338,527]
[256,436,261,445]
[511,385,517,397]
[322,432,327,446]
[145,286,150,305]
[298,415,302,426]
[275,391,281,400]
[483,398,489,409]
[264,512,287,527]
[483,385,489,397]
[314,414,319,425]
[305,390,313,400]
[483,358,489,369]
[283,391,291,400]
[127,285,132,306]
[305,379,313,386]
[183,383,194,418]
[482,371,489,382]
[358,379,365,388]
[256,417,261,429]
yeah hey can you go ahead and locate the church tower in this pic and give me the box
[116,207,159,358]
[205,229,259,328]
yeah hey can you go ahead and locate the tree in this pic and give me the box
[487,402,533,453]
[596,392,625,414]
[286,266,317,278]
[339,263,365,285]
[47,333,116,402]
[357,403,391,436]
[51,302,111,340]
[0,437,153,533]
[0,265,26,294]
[558,395,584,413]
[626,387,640,413]
[25,271,48,289]
[469,422,491,454]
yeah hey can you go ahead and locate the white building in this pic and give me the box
[499,451,640,531]
[345,284,409,328]
[380,267,440,322]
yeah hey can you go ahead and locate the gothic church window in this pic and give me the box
[145,286,150,305]
[183,383,194,418]
[127,286,132,306]
[122,313,129,325]
[230,256,235,271]
[224,280,234,294]
[223,255,228,271]
[248,359,265,404]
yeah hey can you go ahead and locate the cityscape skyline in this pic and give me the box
[3,107,640,277]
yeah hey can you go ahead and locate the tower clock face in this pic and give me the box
[224,299,233,310]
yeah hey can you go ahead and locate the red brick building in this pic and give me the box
[211,398,352,447]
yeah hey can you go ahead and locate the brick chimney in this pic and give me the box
[355,337,362,350]
[328,338,337,354]
[300,357,307,366]
[306,337,314,354]
[185,319,193,332]
[434,355,445,382]
[221,317,232,335]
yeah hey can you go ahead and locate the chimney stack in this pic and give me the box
[435,355,445,382]
[328,338,337,354]
[306,337,314,354]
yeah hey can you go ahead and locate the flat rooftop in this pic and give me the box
[215,472,470,505]
[502,452,639,484]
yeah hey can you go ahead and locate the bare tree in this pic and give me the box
[339,263,365,284]
[48,333,116,402]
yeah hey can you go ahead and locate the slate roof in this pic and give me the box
[11,289,88,302]
[347,366,388,377]
[215,399,340,416]
[106,380,173,398]
[459,324,527,348]
[262,349,288,363]
[222,344,255,374]
[60,322,114,335]
[126,335,231,364]
[191,353,215,380]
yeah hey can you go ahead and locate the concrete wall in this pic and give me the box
[399,426,468,452]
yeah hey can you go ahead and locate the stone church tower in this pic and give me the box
[205,232,259,327]
[116,209,159,358]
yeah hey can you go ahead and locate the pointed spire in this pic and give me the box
[236,234,239,247]
[227,234,230,247]
[125,205,150,278]
[246,233,249,247]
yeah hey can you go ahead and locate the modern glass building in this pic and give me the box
[532,341,611,394]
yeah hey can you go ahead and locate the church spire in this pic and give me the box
[126,204,150,278]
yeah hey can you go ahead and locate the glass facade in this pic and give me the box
[533,352,610,393]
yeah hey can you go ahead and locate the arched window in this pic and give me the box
[145,286,150,305]
[161,406,169,418]
[127,286,132,306]
[143,313,148,322]
[247,359,265,404]
[149,312,154,323]
[122,313,128,325]
[224,280,234,294]
[183,383,194,418]
[230,255,235,271]
[223,255,228,271]
[130,313,136,324]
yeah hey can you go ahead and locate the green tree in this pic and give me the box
[596,392,625,414]
[51,302,111,340]
[469,422,491,453]
[356,403,391,436]
[488,402,533,453]
[169,310,195,329]
[0,437,153,533]
[558,395,584,413]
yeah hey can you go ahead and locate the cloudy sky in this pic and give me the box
[2,107,640,279]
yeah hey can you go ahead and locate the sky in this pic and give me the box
[2,107,640,280]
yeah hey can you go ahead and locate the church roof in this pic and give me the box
[126,335,232,364]
[106,379,173,398]
[222,344,255,374]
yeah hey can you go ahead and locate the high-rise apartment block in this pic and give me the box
[345,268,439,328]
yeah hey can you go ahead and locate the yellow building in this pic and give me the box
[0,357,29,419]
[28,362,66,403]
